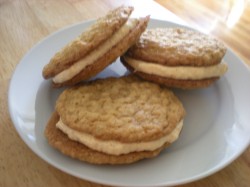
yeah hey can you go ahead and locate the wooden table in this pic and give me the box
[1,0,249,186]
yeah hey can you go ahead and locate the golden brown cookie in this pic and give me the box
[45,75,185,164]
[121,27,228,89]
[45,112,170,164]
[42,6,149,87]
[53,16,149,88]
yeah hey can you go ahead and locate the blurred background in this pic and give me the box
[156,0,250,65]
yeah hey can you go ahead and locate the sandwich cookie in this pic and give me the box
[45,75,185,164]
[42,6,149,87]
[121,27,228,89]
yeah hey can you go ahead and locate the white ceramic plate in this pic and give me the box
[8,19,250,187]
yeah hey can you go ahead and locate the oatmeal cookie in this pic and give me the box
[121,27,228,89]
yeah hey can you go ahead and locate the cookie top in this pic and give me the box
[43,6,133,78]
[56,75,185,143]
[126,27,226,66]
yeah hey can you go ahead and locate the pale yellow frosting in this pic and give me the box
[56,119,183,156]
[53,19,138,83]
[124,56,228,80]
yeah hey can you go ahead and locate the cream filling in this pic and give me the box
[56,119,183,156]
[124,56,228,80]
[53,19,138,84]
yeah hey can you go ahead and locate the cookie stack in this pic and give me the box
[45,76,185,164]
[121,28,228,89]
[43,6,227,164]
[42,6,149,87]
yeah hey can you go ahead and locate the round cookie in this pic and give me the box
[45,112,170,164]
[45,75,185,164]
[53,16,149,88]
[42,6,149,87]
[121,27,228,89]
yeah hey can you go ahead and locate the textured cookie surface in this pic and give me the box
[42,6,134,79]
[45,112,170,164]
[56,75,185,143]
[126,27,226,66]
[53,16,149,87]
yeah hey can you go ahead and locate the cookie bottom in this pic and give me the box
[121,57,218,89]
[45,112,169,164]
